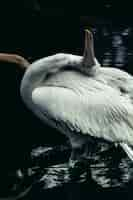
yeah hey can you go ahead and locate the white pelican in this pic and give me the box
[16,30,133,165]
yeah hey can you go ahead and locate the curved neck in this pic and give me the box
[20,53,82,107]
[0,53,30,69]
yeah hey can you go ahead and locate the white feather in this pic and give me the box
[31,69,133,146]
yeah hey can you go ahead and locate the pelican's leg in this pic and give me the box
[68,135,97,184]
[68,141,93,183]
[68,135,94,168]
[69,146,83,168]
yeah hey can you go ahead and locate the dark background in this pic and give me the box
[0,1,133,199]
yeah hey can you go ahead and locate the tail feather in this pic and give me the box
[120,143,133,161]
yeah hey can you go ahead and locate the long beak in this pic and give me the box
[83,30,96,68]
[0,53,30,69]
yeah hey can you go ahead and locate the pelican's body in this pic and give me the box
[20,31,133,163]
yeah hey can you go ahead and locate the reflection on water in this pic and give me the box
[102,31,128,68]
[90,25,133,75]
[30,142,133,191]
[3,141,133,199]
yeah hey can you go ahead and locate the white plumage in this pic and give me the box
[20,30,133,163]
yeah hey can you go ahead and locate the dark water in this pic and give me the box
[30,142,133,189]
[2,141,133,199]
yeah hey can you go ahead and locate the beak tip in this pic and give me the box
[84,29,93,41]
[84,29,91,35]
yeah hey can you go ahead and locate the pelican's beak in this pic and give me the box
[0,53,30,69]
[83,29,96,68]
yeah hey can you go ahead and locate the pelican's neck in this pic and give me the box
[20,53,82,109]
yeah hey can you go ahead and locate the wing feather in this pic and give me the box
[32,79,133,146]
[56,88,133,145]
